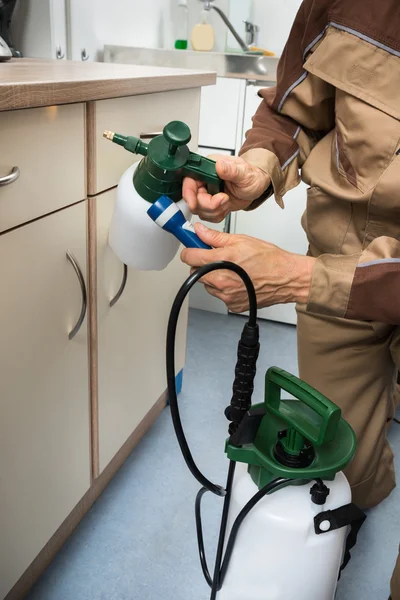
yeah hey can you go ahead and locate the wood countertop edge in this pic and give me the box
[0,71,216,112]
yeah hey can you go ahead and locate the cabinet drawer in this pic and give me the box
[0,104,85,233]
[90,88,201,195]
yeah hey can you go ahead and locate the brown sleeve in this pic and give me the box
[307,237,400,325]
[239,0,335,208]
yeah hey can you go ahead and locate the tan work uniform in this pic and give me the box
[239,0,400,596]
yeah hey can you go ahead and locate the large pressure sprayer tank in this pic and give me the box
[220,368,363,600]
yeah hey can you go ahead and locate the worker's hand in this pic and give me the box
[181,224,315,313]
[183,155,271,223]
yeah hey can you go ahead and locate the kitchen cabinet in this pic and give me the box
[0,60,214,600]
[234,83,308,325]
[0,201,90,600]
[96,189,189,473]
[92,89,201,195]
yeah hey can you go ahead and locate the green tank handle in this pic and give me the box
[265,368,342,449]
[103,121,224,203]
[226,367,357,488]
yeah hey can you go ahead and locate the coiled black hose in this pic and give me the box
[166,261,290,599]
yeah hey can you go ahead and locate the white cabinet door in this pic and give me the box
[242,83,265,143]
[66,0,98,61]
[12,0,67,60]
[0,202,91,599]
[237,83,308,325]
[97,189,189,473]
[199,77,246,151]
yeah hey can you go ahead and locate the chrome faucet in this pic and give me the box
[202,0,258,53]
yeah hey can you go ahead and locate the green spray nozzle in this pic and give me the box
[103,130,148,156]
[103,121,224,203]
[226,367,357,488]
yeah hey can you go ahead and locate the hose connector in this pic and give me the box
[226,322,260,435]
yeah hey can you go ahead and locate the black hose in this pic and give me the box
[167,261,258,496]
[166,260,262,599]
[218,477,290,588]
[209,461,236,600]
[195,473,291,593]
[195,487,213,588]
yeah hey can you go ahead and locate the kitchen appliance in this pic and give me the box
[0,0,21,57]
[0,34,11,60]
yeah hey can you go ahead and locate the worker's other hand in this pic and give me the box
[181,224,315,313]
[182,155,271,223]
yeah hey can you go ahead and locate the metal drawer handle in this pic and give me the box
[66,250,87,340]
[140,132,163,140]
[81,48,89,61]
[0,166,20,187]
[110,263,128,307]
[56,45,65,60]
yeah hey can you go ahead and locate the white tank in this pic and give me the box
[218,462,351,600]
[108,163,191,271]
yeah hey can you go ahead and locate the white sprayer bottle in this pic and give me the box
[104,121,223,271]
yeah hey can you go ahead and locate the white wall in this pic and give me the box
[69,0,232,60]
[11,0,303,61]
[251,0,302,56]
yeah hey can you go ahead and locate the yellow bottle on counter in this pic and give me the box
[191,10,215,52]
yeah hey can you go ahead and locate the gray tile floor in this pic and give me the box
[27,309,400,600]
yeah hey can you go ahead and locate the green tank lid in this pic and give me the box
[103,121,224,203]
[226,367,357,489]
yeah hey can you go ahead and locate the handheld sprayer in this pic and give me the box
[104,121,219,270]
[105,121,366,599]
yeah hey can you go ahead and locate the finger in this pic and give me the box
[182,177,203,213]
[197,190,229,212]
[216,160,249,184]
[194,222,235,248]
[181,247,219,268]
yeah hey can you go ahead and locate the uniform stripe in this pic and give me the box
[358,258,400,268]
[303,29,327,58]
[277,72,308,113]
[330,22,400,58]
[281,147,300,171]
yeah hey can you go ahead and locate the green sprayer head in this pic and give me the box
[103,120,224,203]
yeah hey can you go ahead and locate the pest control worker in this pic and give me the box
[181,0,400,597]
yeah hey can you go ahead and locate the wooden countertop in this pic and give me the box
[0,58,216,112]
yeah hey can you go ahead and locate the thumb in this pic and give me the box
[195,222,234,248]
[216,160,248,184]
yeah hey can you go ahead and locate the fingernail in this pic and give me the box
[197,223,207,232]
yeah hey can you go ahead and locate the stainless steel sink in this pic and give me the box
[104,46,278,82]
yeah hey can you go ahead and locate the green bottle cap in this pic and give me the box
[226,367,357,489]
[103,120,224,203]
